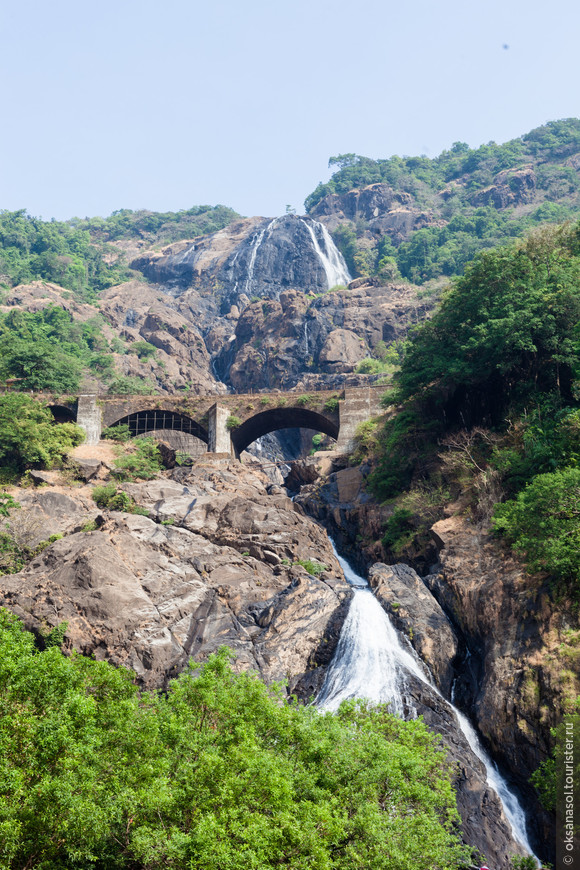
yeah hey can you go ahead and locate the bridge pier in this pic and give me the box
[207,403,233,455]
[336,387,373,453]
[76,395,101,446]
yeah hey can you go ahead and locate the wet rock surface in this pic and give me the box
[406,677,528,870]
[368,561,459,695]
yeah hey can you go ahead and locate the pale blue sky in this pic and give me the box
[1,0,578,221]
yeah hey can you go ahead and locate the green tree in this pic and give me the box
[0,394,84,474]
[492,467,580,584]
[0,611,470,870]
[396,226,580,422]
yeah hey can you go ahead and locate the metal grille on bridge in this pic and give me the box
[119,410,208,442]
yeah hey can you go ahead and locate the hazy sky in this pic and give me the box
[1,0,578,221]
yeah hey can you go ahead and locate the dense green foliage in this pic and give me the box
[395,225,580,417]
[74,205,239,245]
[0,210,127,301]
[306,120,580,283]
[0,206,239,303]
[0,610,468,870]
[112,437,163,481]
[91,483,149,514]
[369,222,580,592]
[0,305,113,391]
[307,120,580,211]
[492,468,580,583]
[0,394,84,476]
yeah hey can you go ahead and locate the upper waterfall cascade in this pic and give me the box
[318,543,539,864]
[299,218,351,289]
[221,214,351,301]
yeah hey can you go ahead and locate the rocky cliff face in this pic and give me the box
[427,516,575,858]
[220,280,431,391]
[131,214,351,302]
[310,181,443,243]
[295,458,566,862]
[0,461,350,691]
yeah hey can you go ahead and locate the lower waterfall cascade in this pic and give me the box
[317,543,540,864]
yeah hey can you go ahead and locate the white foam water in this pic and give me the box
[299,218,351,289]
[317,543,539,863]
[244,217,279,295]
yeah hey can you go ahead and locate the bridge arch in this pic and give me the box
[231,406,339,457]
[49,404,77,424]
[108,408,209,445]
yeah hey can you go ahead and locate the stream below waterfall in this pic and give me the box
[317,543,539,864]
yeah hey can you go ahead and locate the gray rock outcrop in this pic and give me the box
[0,463,350,691]
[368,561,459,694]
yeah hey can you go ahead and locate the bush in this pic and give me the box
[128,340,157,359]
[92,483,147,514]
[107,376,157,395]
[381,508,415,552]
[112,438,163,482]
[0,615,469,870]
[0,394,84,474]
[295,558,328,576]
[226,414,242,430]
[492,467,580,585]
[324,396,340,412]
[101,424,132,442]
[296,394,313,406]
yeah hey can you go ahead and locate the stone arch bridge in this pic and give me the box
[51,386,386,458]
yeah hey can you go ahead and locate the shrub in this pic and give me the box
[492,467,580,585]
[226,415,242,431]
[381,508,415,552]
[92,483,148,514]
[113,438,163,481]
[101,424,132,442]
[295,558,328,576]
[107,376,157,395]
[128,341,157,359]
[323,396,340,412]
[296,394,313,406]
[0,394,84,474]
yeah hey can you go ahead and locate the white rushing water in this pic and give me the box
[317,544,539,862]
[299,218,351,289]
[244,217,279,295]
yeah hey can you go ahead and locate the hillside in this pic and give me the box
[307,118,580,284]
[0,120,577,400]
[0,120,579,867]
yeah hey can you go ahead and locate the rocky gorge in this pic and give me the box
[3,139,580,865]
[0,441,556,867]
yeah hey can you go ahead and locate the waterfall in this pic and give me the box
[300,218,351,289]
[318,544,539,863]
[244,217,279,296]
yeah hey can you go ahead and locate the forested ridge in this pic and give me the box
[308,119,580,284]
